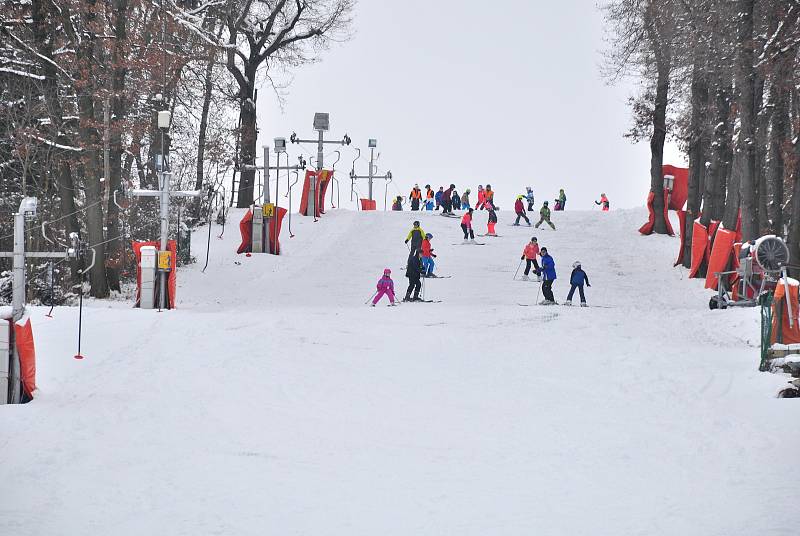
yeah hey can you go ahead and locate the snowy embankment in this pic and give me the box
[0,207,795,535]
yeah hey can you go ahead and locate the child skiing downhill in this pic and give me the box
[595,193,610,211]
[476,185,486,210]
[525,187,535,211]
[372,269,397,306]
[404,220,426,255]
[435,187,444,210]
[513,195,531,226]
[520,237,541,281]
[461,208,475,242]
[565,261,590,306]
[404,250,425,302]
[539,247,557,305]
[452,189,461,210]
[421,233,437,277]
[535,201,556,230]
[486,201,498,236]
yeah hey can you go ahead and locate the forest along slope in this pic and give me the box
[0,207,796,536]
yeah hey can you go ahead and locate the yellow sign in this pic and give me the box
[263,203,275,217]
[158,251,172,271]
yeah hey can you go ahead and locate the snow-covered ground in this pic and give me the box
[1,207,796,535]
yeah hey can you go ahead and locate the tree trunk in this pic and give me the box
[194,58,216,218]
[684,51,709,267]
[786,101,800,277]
[765,52,793,237]
[649,47,670,234]
[235,75,257,208]
[732,0,756,240]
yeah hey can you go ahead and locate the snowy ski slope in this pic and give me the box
[0,207,796,535]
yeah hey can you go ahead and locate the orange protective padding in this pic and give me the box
[298,170,332,217]
[132,240,177,308]
[237,210,253,254]
[674,209,687,266]
[730,243,742,301]
[639,191,656,235]
[772,280,800,344]
[663,164,689,211]
[360,198,377,211]
[638,190,674,236]
[266,207,287,255]
[13,317,36,397]
[689,221,709,278]
[704,229,736,289]
[487,222,496,234]
[317,170,332,214]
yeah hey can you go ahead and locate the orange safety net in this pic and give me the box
[13,317,36,397]
[705,228,736,289]
[772,280,800,344]
[132,240,177,308]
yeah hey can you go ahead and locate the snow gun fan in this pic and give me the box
[709,235,790,310]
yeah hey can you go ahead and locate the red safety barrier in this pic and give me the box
[705,228,737,289]
[360,198,377,211]
[689,221,708,278]
[14,317,36,397]
[132,240,177,307]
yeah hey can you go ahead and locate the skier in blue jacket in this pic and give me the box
[539,247,557,305]
[565,261,590,306]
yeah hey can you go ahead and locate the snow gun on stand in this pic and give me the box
[709,235,790,310]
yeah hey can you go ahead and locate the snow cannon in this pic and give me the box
[709,235,789,310]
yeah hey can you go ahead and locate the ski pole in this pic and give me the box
[535,280,542,305]
[364,291,377,305]
[513,258,524,280]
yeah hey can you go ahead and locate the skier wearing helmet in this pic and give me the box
[535,201,556,230]
[420,233,437,277]
[404,220,426,255]
[371,268,397,306]
[565,261,590,306]
[461,188,471,210]
[513,195,531,226]
[409,184,422,211]
[525,187,535,211]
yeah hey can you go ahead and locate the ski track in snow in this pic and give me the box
[0,208,796,536]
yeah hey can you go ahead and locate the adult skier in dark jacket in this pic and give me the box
[539,247,557,305]
[442,184,455,215]
[404,250,426,301]
[404,220,426,255]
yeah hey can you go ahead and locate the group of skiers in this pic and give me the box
[371,215,593,306]
[406,184,500,212]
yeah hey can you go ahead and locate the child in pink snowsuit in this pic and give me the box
[372,268,396,306]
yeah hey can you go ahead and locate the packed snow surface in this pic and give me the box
[1,208,796,535]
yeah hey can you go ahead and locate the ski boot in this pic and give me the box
[563,300,572,306]
[580,302,588,307]
[521,275,530,281]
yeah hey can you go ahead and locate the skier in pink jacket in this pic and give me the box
[372,268,397,306]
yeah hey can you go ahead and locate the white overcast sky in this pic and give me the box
[257,0,684,210]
